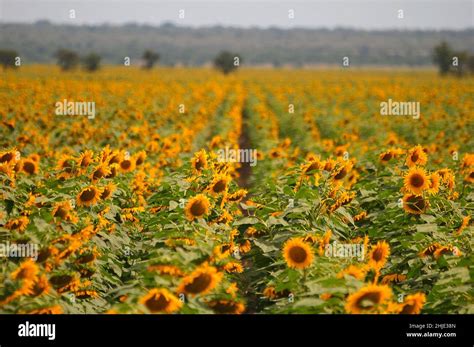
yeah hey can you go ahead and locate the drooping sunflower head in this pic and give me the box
[185,194,211,221]
[345,284,392,314]
[91,163,111,181]
[139,288,182,314]
[56,155,76,176]
[52,201,74,220]
[11,259,39,282]
[0,149,19,165]
[368,241,390,270]
[177,264,223,297]
[208,174,231,196]
[399,293,426,314]
[134,150,147,166]
[5,216,30,232]
[207,300,245,314]
[76,185,101,207]
[100,183,116,200]
[191,149,208,173]
[404,167,430,195]
[406,145,428,167]
[282,237,314,270]
[428,172,440,194]
[77,150,94,168]
[402,194,428,215]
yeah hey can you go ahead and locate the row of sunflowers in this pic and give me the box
[0,66,472,314]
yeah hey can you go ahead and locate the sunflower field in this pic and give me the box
[0,66,473,314]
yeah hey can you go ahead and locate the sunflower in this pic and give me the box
[184,194,211,221]
[100,183,116,200]
[331,161,353,183]
[406,145,428,167]
[428,172,440,195]
[399,293,426,314]
[5,216,30,232]
[77,150,94,168]
[208,174,231,196]
[119,157,136,173]
[134,150,147,166]
[465,169,474,183]
[455,216,471,236]
[91,163,111,181]
[227,189,247,202]
[52,201,75,221]
[381,273,407,285]
[207,300,245,314]
[177,264,223,296]
[21,159,38,175]
[0,149,19,164]
[56,155,76,178]
[27,305,63,314]
[368,241,390,270]
[223,261,244,273]
[337,265,366,280]
[282,237,314,270]
[139,288,182,314]
[30,275,51,297]
[345,284,392,314]
[402,194,428,215]
[76,186,101,207]
[191,149,208,173]
[11,259,39,282]
[302,158,323,175]
[404,167,430,195]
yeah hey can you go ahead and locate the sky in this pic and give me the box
[0,0,472,29]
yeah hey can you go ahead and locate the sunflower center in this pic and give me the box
[372,248,384,262]
[145,293,170,312]
[23,161,36,174]
[409,173,425,188]
[121,160,132,170]
[356,292,381,309]
[411,153,419,162]
[184,273,212,294]
[381,153,392,161]
[80,188,97,202]
[334,168,347,180]
[209,300,239,314]
[54,206,68,219]
[0,152,14,163]
[195,159,204,171]
[289,246,308,263]
[212,180,227,193]
[190,201,206,216]
[400,303,415,314]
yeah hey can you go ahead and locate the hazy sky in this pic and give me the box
[0,0,472,29]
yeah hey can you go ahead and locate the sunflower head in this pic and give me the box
[191,149,208,173]
[139,288,182,314]
[76,186,102,207]
[207,300,245,314]
[368,241,390,270]
[177,264,223,297]
[208,174,231,196]
[185,194,211,221]
[404,167,430,195]
[21,159,38,175]
[402,194,428,215]
[406,145,428,167]
[282,237,314,270]
[399,293,426,314]
[345,284,392,314]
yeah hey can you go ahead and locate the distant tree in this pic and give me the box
[0,49,19,70]
[142,50,160,69]
[82,53,101,72]
[54,49,79,71]
[432,41,452,75]
[213,51,241,74]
